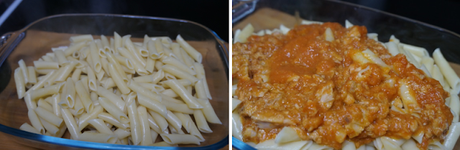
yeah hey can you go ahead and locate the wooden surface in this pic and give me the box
[0,31,229,149]
[232,7,460,149]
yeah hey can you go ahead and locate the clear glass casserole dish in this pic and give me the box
[0,14,228,149]
[232,0,460,149]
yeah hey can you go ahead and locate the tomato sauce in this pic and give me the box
[233,23,452,149]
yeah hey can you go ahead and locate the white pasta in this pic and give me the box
[15,33,219,147]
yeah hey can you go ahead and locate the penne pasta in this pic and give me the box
[14,32,219,147]
[176,35,202,63]
[14,68,26,99]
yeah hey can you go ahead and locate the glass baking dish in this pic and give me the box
[0,14,228,149]
[232,0,460,149]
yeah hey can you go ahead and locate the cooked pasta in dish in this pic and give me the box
[232,21,460,150]
[15,33,221,146]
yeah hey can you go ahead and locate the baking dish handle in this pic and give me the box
[0,31,25,66]
[220,39,229,59]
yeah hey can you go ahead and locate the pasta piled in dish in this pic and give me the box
[232,22,460,150]
[14,33,221,146]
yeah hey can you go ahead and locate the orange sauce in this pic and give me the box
[233,23,453,149]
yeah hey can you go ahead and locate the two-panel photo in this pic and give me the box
[0,0,459,149]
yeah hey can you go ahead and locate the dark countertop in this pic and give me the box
[0,0,229,41]
[342,0,460,35]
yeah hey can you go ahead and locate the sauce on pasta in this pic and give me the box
[232,23,453,149]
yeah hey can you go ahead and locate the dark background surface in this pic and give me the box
[0,0,230,41]
[342,0,460,35]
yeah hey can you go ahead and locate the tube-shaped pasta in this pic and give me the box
[145,58,155,73]
[39,117,59,136]
[175,112,204,142]
[29,83,64,101]
[118,47,148,75]
[163,80,202,109]
[89,41,102,73]
[127,101,142,145]
[54,50,68,65]
[27,66,37,84]
[14,68,26,99]
[35,107,63,127]
[124,37,146,66]
[20,123,40,134]
[75,80,94,112]
[162,64,198,83]
[113,54,134,70]
[70,34,93,43]
[197,98,221,124]
[108,63,130,94]
[153,39,165,57]
[170,43,184,63]
[162,57,195,75]
[160,98,194,114]
[164,110,182,133]
[74,96,85,115]
[147,114,162,134]
[64,42,87,56]
[128,81,162,101]
[98,97,128,124]
[137,93,167,116]
[71,68,82,82]
[34,61,59,69]
[100,34,110,51]
[54,61,78,82]
[37,99,53,112]
[193,63,212,99]
[28,109,45,134]
[148,110,169,134]
[195,79,207,99]
[96,87,126,112]
[61,108,80,139]
[18,59,29,84]
[147,40,160,59]
[180,47,194,67]
[100,57,110,76]
[77,105,103,131]
[101,78,115,89]
[114,128,131,139]
[98,112,129,130]
[106,53,128,81]
[62,77,76,108]
[193,110,212,133]
[88,119,113,134]
[52,93,61,117]
[137,106,153,145]
[176,35,202,63]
